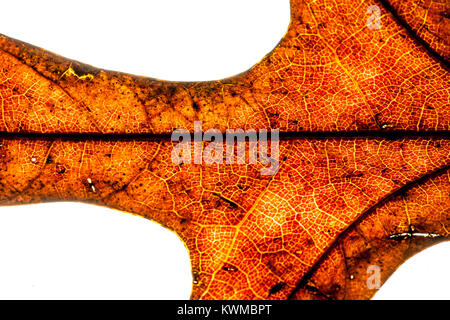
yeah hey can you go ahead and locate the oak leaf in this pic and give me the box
[0,0,449,299]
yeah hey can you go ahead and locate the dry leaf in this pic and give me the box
[0,0,448,299]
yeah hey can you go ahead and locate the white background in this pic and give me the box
[0,0,448,300]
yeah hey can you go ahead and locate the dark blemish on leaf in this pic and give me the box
[222,263,238,272]
[192,101,200,111]
[440,10,450,19]
[305,238,314,247]
[56,165,66,174]
[345,171,363,179]
[192,271,199,285]
[273,237,282,243]
[213,192,239,209]
[380,123,393,130]
[269,282,286,296]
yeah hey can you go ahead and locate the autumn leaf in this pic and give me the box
[0,0,449,300]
